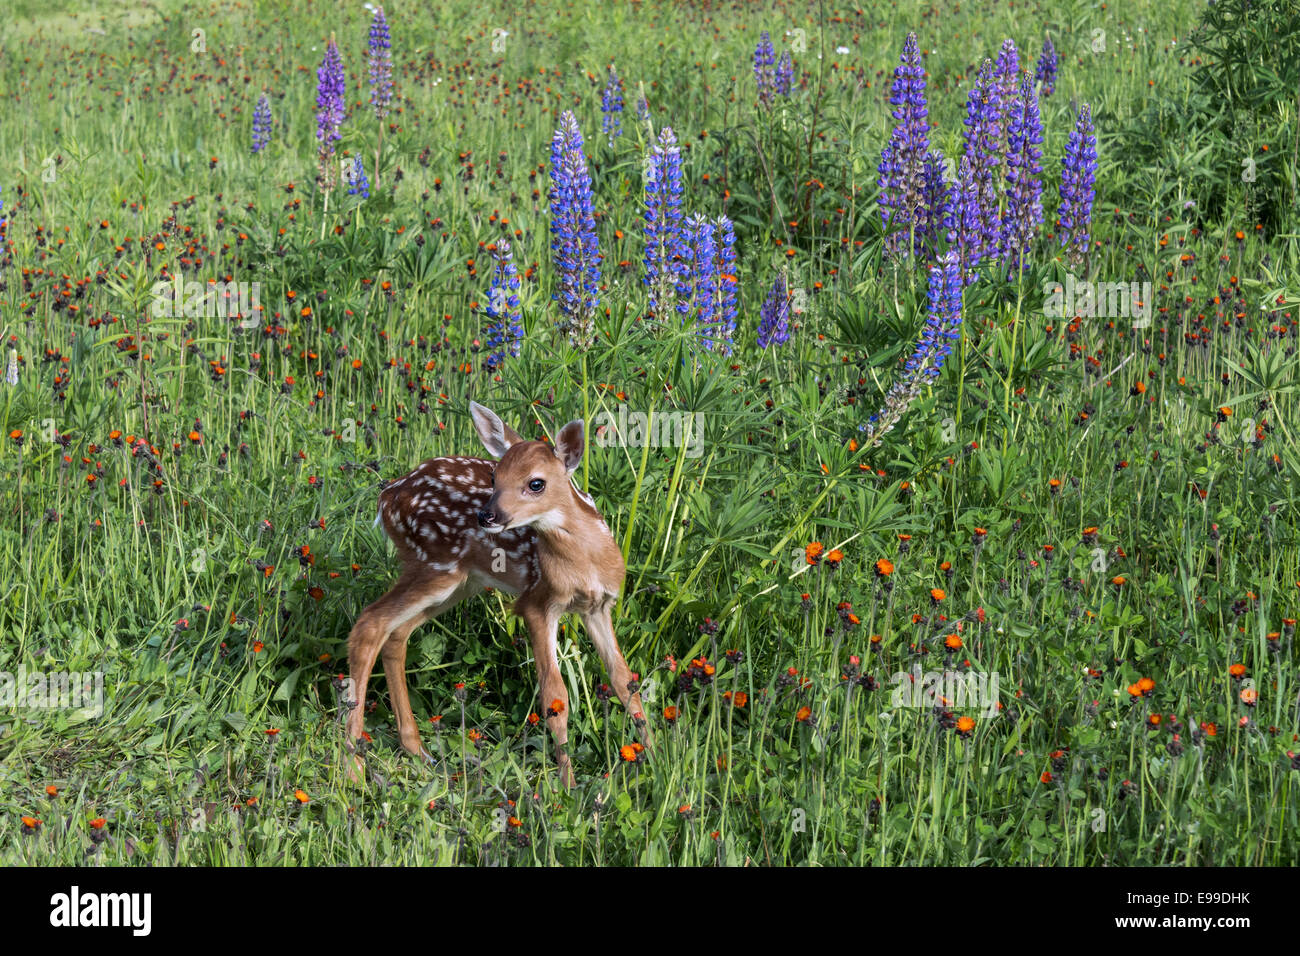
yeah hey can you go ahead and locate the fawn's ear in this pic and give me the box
[469,401,524,459]
[554,419,584,474]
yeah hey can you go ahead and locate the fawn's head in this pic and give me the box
[469,401,584,533]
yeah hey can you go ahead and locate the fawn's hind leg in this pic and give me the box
[381,574,476,760]
[346,569,468,776]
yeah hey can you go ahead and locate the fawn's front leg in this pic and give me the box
[581,601,651,750]
[519,600,575,787]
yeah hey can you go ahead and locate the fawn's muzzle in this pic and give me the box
[477,506,505,530]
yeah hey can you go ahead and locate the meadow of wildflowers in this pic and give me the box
[0,0,1298,872]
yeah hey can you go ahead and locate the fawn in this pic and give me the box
[344,401,647,786]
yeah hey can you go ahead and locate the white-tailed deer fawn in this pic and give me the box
[345,401,646,786]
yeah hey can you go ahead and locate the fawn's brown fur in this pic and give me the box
[345,401,646,786]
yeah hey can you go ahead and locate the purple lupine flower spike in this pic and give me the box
[642,127,685,320]
[878,32,929,259]
[680,214,736,354]
[601,64,624,146]
[1034,37,1057,97]
[953,155,983,283]
[484,239,523,369]
[994,38,1020,138]
[961,59,1003,263]
[918,150,955,262]
[549,111,602,348]
[1000,74,1044,276]
[315,36,346,190]
[368,7,393,120]
[775,51,794,97]
[754,31,777,109]
[757,272,791,348]
[680,215,720,347]
[251,93,272,154]
[909,250,963,377]
[346,156,370,199]
[713,215,738,352]
[861,250,962,445]
[1058,103,1097,268]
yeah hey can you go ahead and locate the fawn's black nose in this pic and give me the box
[477,508,496,528]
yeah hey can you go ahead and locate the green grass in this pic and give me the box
[2,0,1299,865]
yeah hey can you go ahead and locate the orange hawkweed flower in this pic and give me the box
[547,698,565,716]
[795,705,812,722]
[944,634,963,651]
[1137,676,1156,695]
[45,785,58,797]
[825,549,844,565]
[294,789,310,803]
[1240,687,1258,707]
[930,588,946,602]
[732,692,748,709]
[805,542,825,565]
[955,715,976,737]
[875,558,894,576]
[1229,663,1247,679]
[663,705,679,722]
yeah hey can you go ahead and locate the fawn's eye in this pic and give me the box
[528,478,545,493]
